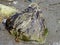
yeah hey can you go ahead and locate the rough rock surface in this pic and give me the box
[5,3,48,44]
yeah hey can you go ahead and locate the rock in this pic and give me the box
[5,3,48,44]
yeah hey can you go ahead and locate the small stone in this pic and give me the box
[2,19,7,24]
[13,1,18,4]
[8,2,11,4]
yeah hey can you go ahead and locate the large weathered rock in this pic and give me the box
[5,3,48,44]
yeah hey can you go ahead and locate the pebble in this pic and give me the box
[8,2,11,4]
[2,19,7,24]
[13,1,18,4]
